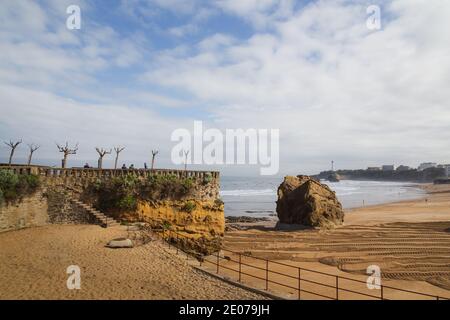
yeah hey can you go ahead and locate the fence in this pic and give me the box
[155,228,448,301]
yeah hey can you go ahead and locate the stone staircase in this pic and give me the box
[69,198,120,228]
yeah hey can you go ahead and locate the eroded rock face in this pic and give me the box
[276,175,344,228]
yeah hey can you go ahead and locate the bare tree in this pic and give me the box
[56,142,78,168]
[27,143,40,165]
[151,150,159,170]
[183,150,190,172]
[95,147,112,169]
[113,146,125,169]
[4,139,22,165]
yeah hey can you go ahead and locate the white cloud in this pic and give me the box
[141,0,450,172]
[1,0,450,174]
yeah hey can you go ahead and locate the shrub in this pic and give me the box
[162,220,171,230]
[117,194,137,210]
[0,170,40,205]
[202,172,213,185]
[0,170,19,190]
[182,201,196,213]
[181,177,194,194]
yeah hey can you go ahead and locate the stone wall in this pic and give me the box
[0,185,96,233]
[0,166,223,237]
[0,189,48,233]
[46,189,94,225]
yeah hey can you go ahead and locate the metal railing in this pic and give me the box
[155,228,449,301]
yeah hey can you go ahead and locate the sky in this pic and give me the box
[0,0,449,176]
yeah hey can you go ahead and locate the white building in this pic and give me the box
[418,162,437,171]
[438,164,450,177]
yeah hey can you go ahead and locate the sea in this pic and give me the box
[220,176,426,217]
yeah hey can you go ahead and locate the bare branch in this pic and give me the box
[4,139,22,149]
[4,139,22,165]
[114,146,125,154]
[96,147,112,157]
[27,143,40,153]
[56,142,78,155]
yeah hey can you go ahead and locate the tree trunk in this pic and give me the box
[8,150,14,165]
[27,153,32,165]
[151,156,155,170]
[114,155,118,169]
[62,155,67,168]
[98,157,103,169]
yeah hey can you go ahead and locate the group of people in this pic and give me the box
[83,163,148,170]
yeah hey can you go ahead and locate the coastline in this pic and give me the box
[221,183,450,299]
[345,183,450,226]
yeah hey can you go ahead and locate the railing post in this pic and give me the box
[298,268,301,300]
[265,259,269,291]
[381,285,384,300]
[176,233,179,255]
[216,251,220,274]
[335,276,339,300]
[238,253,242,283]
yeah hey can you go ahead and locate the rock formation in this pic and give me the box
[276,175,344,228]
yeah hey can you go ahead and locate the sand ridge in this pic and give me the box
[220,184,450,299]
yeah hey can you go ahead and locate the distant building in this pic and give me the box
[438,164,450,177]
[367,167,381,171]
[418,162,437,171]
[396,165,411,172]
[382,165,395,171]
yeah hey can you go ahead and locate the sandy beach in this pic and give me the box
[0,224,265,300]
[217,183,450,299]
[1,183,449,300]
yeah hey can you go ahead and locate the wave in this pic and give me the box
[220,189,276,197]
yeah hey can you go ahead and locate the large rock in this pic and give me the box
[276,175,344,228]
[107,238,134,248]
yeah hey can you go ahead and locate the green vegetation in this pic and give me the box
[202,172,213,185]
[182,201,196,213]
[94,173,199,213]
[146,174,194,196]
[162,220,171,230]
[117,194,137,210]
[0,170,40,205]
[94,174,139,212]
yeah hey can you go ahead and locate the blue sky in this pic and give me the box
[1,0,449,175]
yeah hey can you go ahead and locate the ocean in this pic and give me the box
[220,176,426,217]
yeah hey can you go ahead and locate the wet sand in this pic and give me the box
[217,184,450,299]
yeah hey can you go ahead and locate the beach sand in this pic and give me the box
[1,184,449,300]
[215,184,450,299]
[0,224,265,300]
